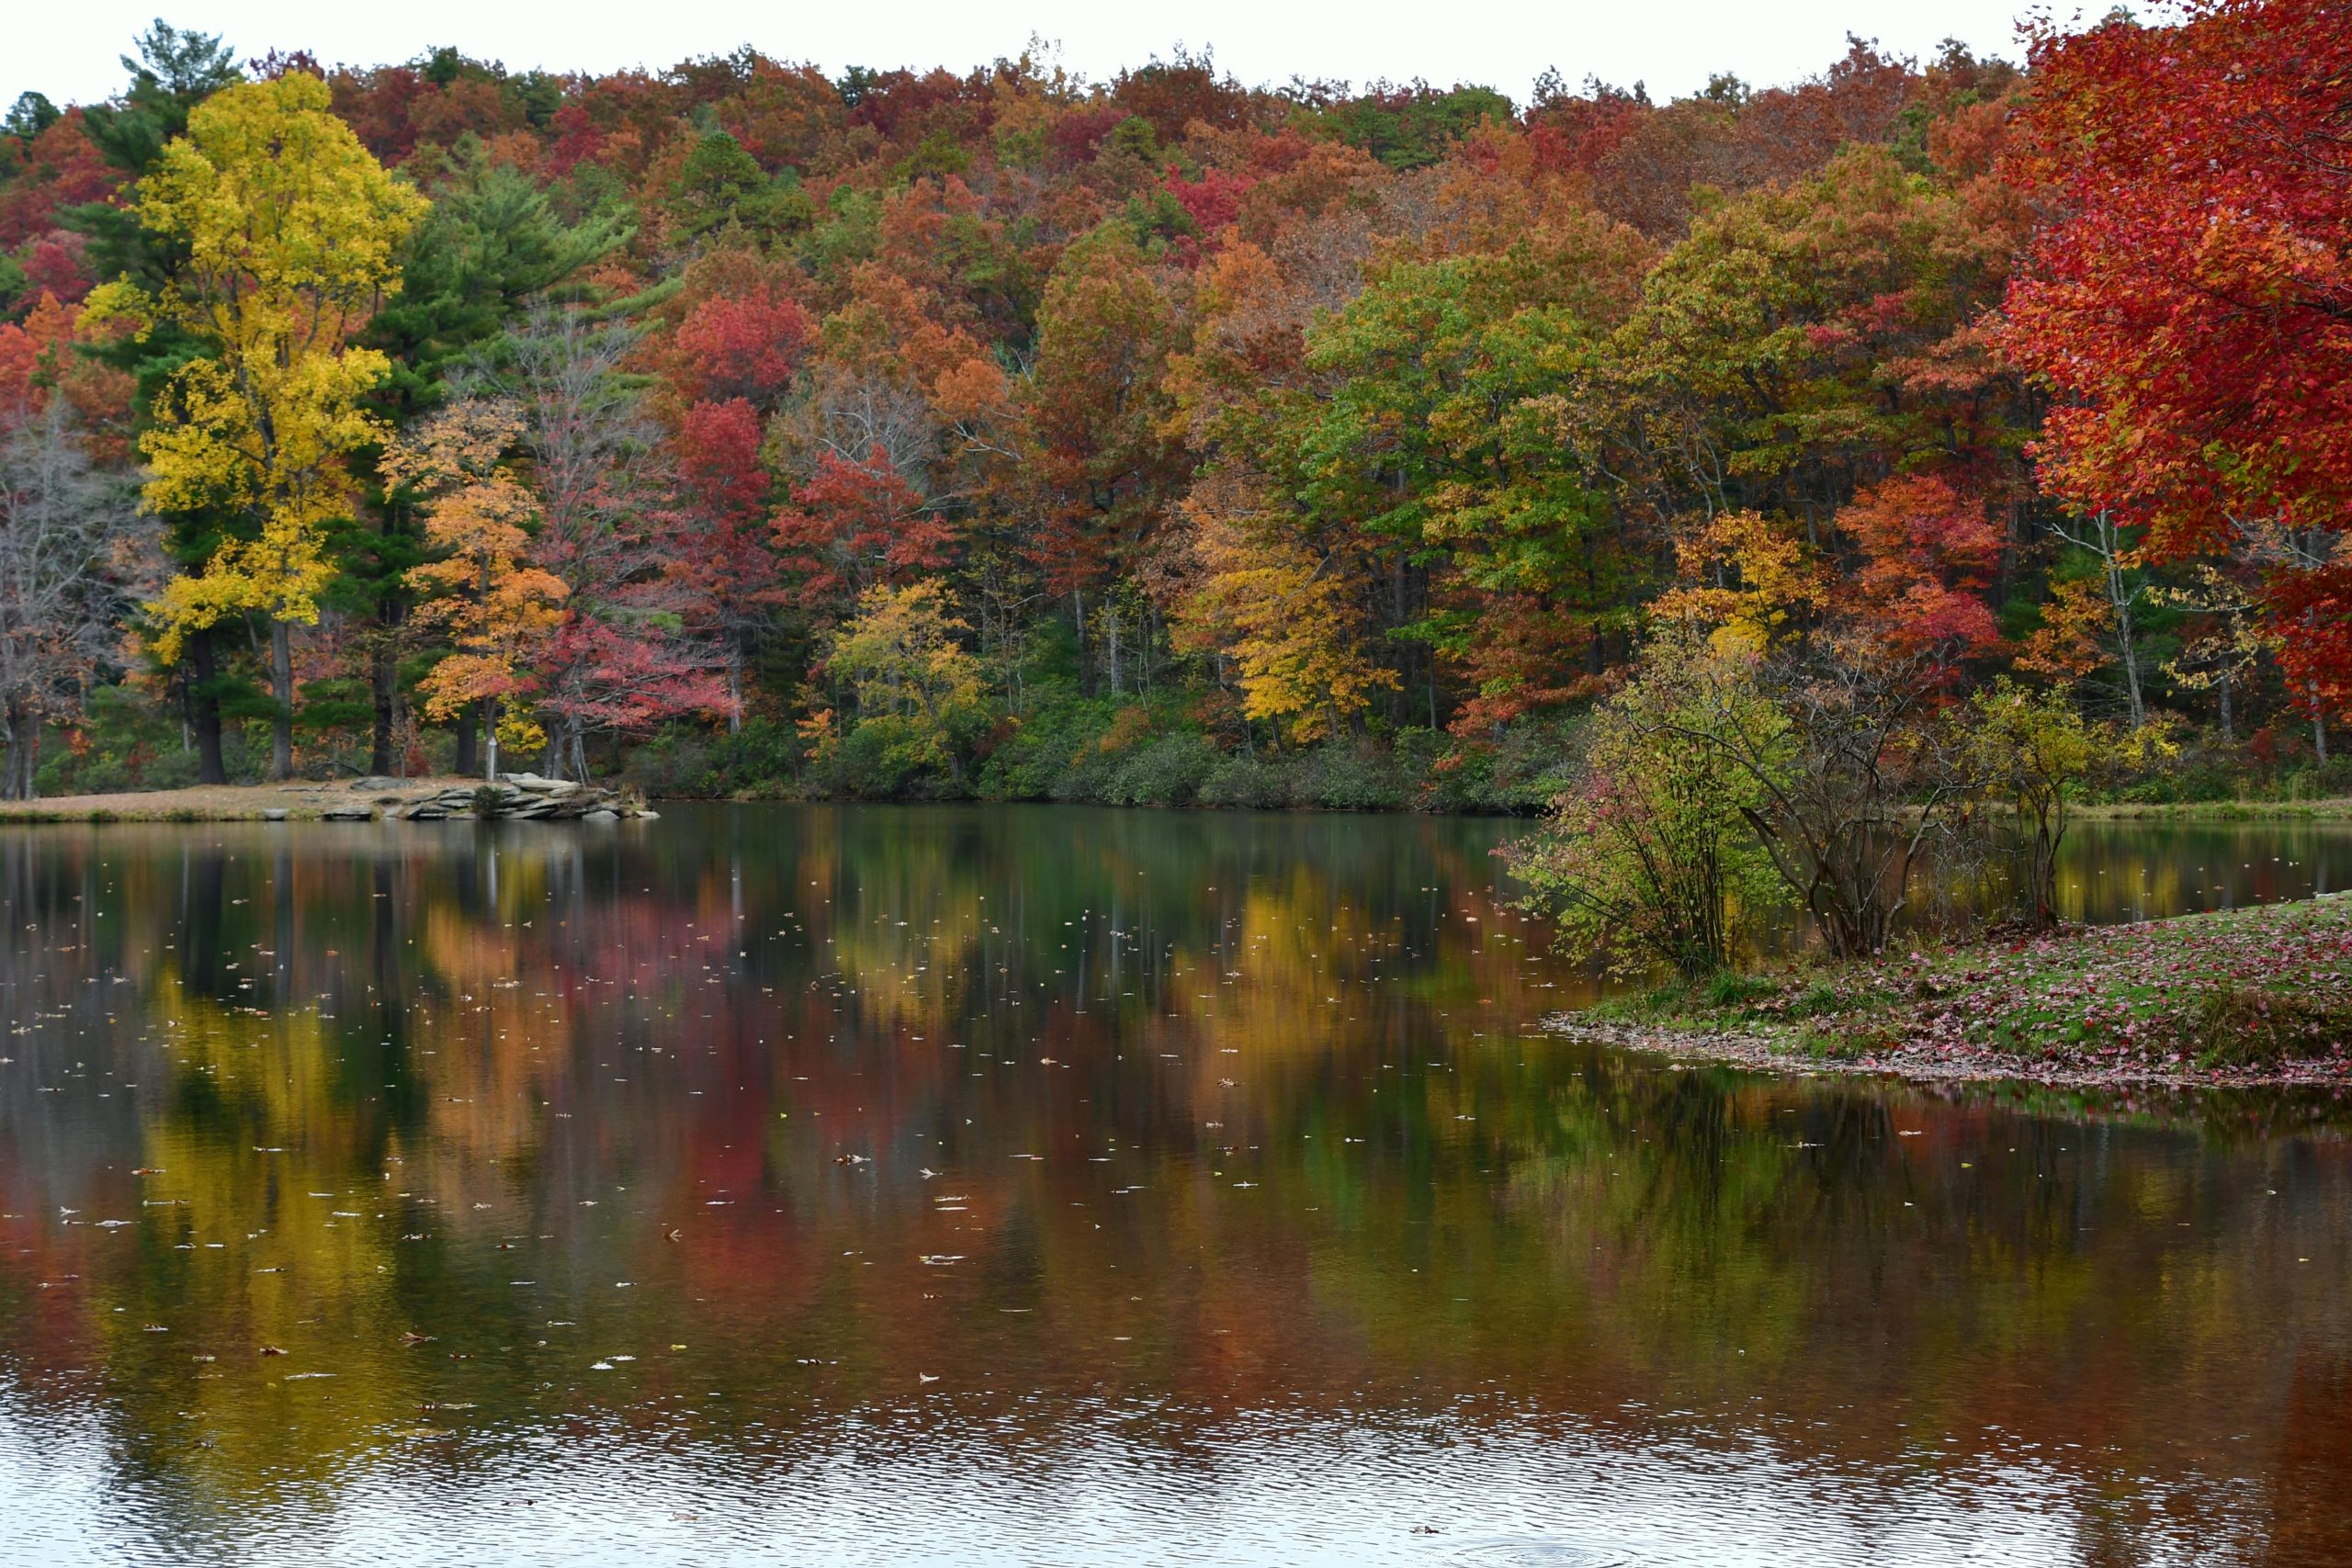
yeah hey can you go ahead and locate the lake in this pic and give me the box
[3,805,2351,1566]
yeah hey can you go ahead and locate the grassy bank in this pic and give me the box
[2073,796,2352,821]
[1558,894,2352,1088]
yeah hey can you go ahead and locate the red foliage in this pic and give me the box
[669,286,810,408]
[0,293,76,418]
[16,235,88,306]
[1524,79,1649,179]
[2269,566,2352,727]
[770,448,958,619]
[676,399,767,526]
[1840,475,2005,660]
[533,614,729,740]
[0,111,118,250]
[543,103,605,175]
[1049,105,1126,166]
[1161,165,1254,263]
[2003,0,2352,701]
[673,397,782,707]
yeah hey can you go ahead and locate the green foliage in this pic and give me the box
[624,717,808,799]
[1310,85,1514,170]
[34,685,243,795]
[1510,631,1790,978]
[667,131,811,240]
[1101,733,1220,807]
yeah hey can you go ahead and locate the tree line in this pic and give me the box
[0,1,2341,814]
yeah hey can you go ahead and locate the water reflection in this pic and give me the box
[1,807,2349,1566]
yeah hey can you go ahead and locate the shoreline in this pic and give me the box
[1548,894,2352,1091]
[2072,795,2352,821]
[4,778,2349,825]
[0,778,653,823]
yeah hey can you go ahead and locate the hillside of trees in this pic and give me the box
[0,1,2343,810]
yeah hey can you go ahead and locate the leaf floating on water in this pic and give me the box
[256,1346,287,1357]
[590,1360,614,1371]
[918,1373,940,1383]
[665,1227,684,1242]
[918,1255,965,1266]
[399,1331,435,1347]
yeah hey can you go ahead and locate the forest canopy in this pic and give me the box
[0,1,2344,810]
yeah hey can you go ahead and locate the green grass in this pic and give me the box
[1578,894,2352,1077]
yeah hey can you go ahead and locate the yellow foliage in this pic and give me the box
[829,581,988,721]
[1651,510,1828,656]
[2018,574,2115,682]
[83,73,427,662]
[1172,470,1397,742]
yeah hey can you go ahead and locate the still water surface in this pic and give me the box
[4,806,2352,1566]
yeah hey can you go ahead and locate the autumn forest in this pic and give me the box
[0,0,2343,812]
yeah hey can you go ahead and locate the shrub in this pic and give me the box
[1199,754,1295,809]
[1103,733,1218,807]
[624,717,806,799]
[837,715,933,797]
[1296,745,1412,810]
[973,694,1118,801]
[1507,628,1789,979]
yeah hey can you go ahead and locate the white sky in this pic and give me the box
[8,2,2102,115]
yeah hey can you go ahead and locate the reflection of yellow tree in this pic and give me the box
[121,966,425,1495]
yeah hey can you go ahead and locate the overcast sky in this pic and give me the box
[10,2,2106,114]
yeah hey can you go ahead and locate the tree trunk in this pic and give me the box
[484,697,500,783]
[2107,551,2146,731]
[369,640,398,776]
[2317,702,2331,767]
[186,626,227,785]
[2218,669,2233,744]
[2,699,30,801]
[727,641,743,735]
[268,620,295,781]
[454,703,480,779]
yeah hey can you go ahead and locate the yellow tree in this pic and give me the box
[826,580,989,784]
[1651,510,1829,656]
[382,400,568,781]
[1171,470,1396,747]
[83,73,427,779]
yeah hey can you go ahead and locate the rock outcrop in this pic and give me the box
[332,773,655,823]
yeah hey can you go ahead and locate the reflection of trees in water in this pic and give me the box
[0,811,2347,1560]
